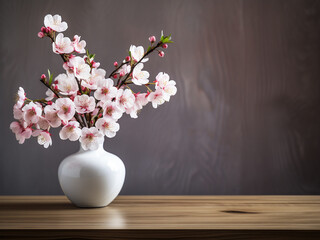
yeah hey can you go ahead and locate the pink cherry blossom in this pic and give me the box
[95,118,120,138]
[22,102,42,124]
[73,35,86,54]
[13,104,23,120]
[44,14,68,32]
[55,73,79,95]
[45,88,55,101]
[52,33,74,54]
[44,104,61,128]
[55,98,75,122]
[125,104,139,118]
[74,95,95,114]
[10,121,32,144]
[117,64,131,77]
[129,45,148,63]
[132,63,149,85]
[82,68,106,90]
[125,93,149,119]
[94,78,117,102]
[59,121,81,141]
[37,117,50,130]
[69,56,91,80]
[79,127,104,150]
[102,102,123,120]
[116,89,135,112]
[147,88,165,108]
[155,72,177,101]
[32,130,52,148]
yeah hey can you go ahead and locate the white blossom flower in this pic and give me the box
[44,14,68,32]
[125,93,149,119]
[94,78,117,102]
[59,121,81,141]
[52,33,74,54]
[147,88,165,108]
[55,98,75,122]
[22,102,42,124]
[117,64,131,76]
[55,73,79,95]
[79,127,104,150]
[129,45,148,63]
[69,56,91,80]
[135,93,149,108]
[116,89,135,112]
[132,63,149,85]
[125,104,139,118]
[102,101,123,120]
[45,89,55,101]
[10,121,32,144]
[72,35,86,54]
[44,104,61,128]
[32,130,52,148]
[16,87,26,108]
[95,118,119,138]
[82,68,106,90]
[74,95,95,114]
[155,72,177,101]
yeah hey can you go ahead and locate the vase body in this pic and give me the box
[58,142,125,208]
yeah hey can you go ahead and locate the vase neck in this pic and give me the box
[78,139,105,153]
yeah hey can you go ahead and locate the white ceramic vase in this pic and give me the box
[58,140,125,208]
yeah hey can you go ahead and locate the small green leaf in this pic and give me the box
[147,46,151,52]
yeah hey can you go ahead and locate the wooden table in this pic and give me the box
[0,196,320,239]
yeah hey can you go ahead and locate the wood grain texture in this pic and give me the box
[0,0,320,195]
[1,196,320,239]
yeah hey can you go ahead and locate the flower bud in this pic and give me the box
[125,56,130,62]
[47,101,53,105]
[92,61,100,68]
[38,32,45,38]
[149,36,156,43]
[158,51,165,57]
[114,61,118,67]
[113,74,118,79]
[162,44,168,49]
[41,74,46,80]
[40,27,46,33]
[119,72,124,77]
[45,27,51,33]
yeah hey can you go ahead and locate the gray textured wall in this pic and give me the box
[1,0,320,195]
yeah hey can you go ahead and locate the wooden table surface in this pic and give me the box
[1,196,320,239]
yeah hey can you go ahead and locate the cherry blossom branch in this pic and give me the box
[145,84,153,92]
[46,34,84,95]
[116,41,162,89]
[109,61,129,78]
[40,78,60,98]
[40,78,85,127]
